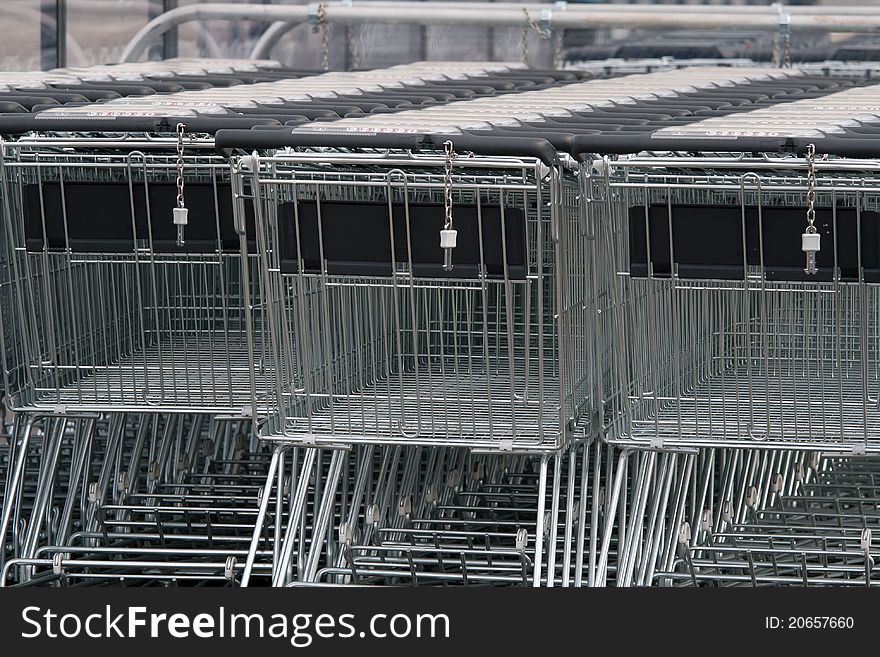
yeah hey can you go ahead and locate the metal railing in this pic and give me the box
[120,2,880,64]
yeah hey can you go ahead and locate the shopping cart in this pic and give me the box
[589,152,880,453]
[221,129,596,455]
[0,134,272,415]
[562,69,880,587]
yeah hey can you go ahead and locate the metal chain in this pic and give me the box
[174,122,189,247]
[772,31,781,68]
[805,143,816,233]
[313,2,330,71]
[441,140,458,272]
[176,122,186,208]
[801,142,820,274]
[443,140,456,231]
[521,8,550,67]
[782,30,791,69]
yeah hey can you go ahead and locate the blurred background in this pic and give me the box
[0,0,863,72]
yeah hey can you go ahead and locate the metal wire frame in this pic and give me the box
[2,410,610,588]
[5,412,852,588]
[241,440,606,587]
[656,454,880,587]
[0,411,279,587]
[0,163,17,401]
[323,443,608,587]
[236,150,598,452]
[591,445,817,588]
[588,155,880,452]
[0,138,270,416]
[323,448,546,587]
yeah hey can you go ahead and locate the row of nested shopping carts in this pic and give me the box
[2,55,880,587]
